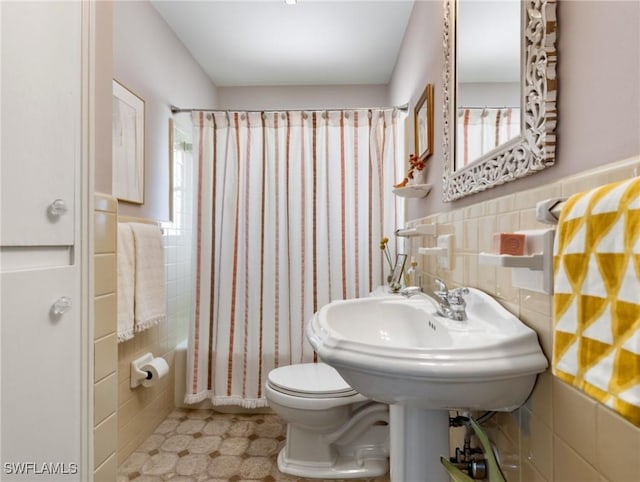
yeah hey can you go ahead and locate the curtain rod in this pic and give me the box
[170,104,409,115]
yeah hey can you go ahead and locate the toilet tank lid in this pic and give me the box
[268,363,356,396]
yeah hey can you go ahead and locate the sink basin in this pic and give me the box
[306,288,548,411]
[307,287,547,481]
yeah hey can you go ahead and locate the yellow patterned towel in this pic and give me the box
[553,178,640,427]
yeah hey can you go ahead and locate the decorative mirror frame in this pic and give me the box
[415,83,434,161]
[442,0,558,202]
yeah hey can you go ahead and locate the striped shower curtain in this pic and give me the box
[456,107,520,168]
[185,109,404,407]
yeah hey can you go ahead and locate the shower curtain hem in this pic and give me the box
[184,390,269,409]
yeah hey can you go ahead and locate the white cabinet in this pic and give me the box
[0,1,88,478]
[1,267,81,480]
[1,1,81,246]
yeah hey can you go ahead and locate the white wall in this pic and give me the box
[112,1,219,221]
[94,1,114,195]
[388,0,446,216]
[457,82,520,108]
[217,84,389,110]
[389,0,640,218]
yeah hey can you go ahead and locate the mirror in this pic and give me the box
[442,0,558,201]
[456,0,520,169]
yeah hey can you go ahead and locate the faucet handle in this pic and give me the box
[449,287,469,296]
[447,287,469,321]
[448,287,469,305]
[434,278,448,293]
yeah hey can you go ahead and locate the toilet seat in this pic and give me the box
[267,363,357,398]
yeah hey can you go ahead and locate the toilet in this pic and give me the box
[265,362,389,479]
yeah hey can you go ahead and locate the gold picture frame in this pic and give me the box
[414,83,434,161]
[112,79,145,204]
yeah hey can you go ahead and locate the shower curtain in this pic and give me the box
[456,107,520,167]
[185,109,403,407]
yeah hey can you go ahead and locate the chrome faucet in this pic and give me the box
[401,278,469,322]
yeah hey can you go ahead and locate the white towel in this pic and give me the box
[117,223,135,342]
[130,222,167,332]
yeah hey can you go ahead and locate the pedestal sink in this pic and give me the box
[306,289,548,481]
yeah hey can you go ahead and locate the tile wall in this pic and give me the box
[116,216,176,464]
[407,156,640,482]
[94,193,119,481]
[116,312,176,465]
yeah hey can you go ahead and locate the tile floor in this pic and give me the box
[117,408,390,482]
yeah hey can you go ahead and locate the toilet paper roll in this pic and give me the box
[141,357,169,387]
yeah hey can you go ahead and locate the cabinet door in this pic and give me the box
[1,266,81,480]
[1,1,80,246]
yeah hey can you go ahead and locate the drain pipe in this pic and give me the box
[448,412,496,480]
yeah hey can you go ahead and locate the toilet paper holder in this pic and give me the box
[130,352,168,388]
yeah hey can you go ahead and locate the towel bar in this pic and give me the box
[536,197,567,224]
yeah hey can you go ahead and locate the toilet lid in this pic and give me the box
[267,363,357,398]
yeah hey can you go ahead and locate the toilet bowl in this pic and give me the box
[265,362,389,479]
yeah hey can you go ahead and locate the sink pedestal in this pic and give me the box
[389,406,449,482]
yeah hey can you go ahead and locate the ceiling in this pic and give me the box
[151,0,415,87]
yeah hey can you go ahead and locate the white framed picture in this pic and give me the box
[112,79,145,204]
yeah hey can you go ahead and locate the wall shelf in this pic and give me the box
[392,183,432,198]
[478,253,544,270]
[396,223,437,237]
[478,228,555,294]
[418,234,453,270]
[418,247,447,256]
